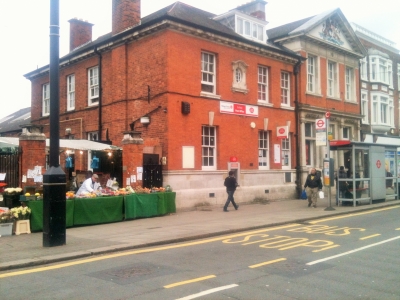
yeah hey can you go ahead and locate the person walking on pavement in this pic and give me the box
[223,170,239,212]
[304,168,322,208]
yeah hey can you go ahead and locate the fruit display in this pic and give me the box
[66,191,75,199]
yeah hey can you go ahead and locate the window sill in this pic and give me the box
[305,92,323,97]
[326,96,341,101]
[257,101,273,107]
[231,87,248,94]
[344,100,358,105]
[280,105,294,111]
[200,92,221,99]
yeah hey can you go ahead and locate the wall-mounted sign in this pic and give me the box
[276,126,288,139]
[220,101,258,117]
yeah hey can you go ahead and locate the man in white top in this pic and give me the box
[77,173,100,195]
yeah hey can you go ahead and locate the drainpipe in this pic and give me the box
[294,58,302,197]
[94,47,102,141]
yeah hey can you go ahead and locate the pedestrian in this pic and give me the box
[223,170,239,212]
[77,173,100,196]
[304,168,322,208]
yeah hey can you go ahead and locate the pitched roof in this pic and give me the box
[25,1,301,78]
[0,107,31,135]
[266,8,366,57]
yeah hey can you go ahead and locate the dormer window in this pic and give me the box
[236,16,265,42]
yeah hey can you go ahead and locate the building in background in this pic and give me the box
[0,107,31,137]
[267,8,367,181]
[351,23,400,142]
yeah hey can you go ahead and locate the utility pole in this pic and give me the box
[43,0,66,247]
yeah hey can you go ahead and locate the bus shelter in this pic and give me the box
[330,140,398,207]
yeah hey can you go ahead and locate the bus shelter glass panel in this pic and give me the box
[385,150,397,199]
[336,148,370,205]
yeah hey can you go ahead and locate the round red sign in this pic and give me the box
[316,119,325,128]
[278,128,285,134]
[325,112,331,119]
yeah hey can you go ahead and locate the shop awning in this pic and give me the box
[0,137,121,151]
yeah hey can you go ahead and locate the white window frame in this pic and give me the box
[258,66,269,102]
[345,66,355,101]
[280,71,290,106]
[304,123,315,167]
[258,131,269,170]
[201,52,216,96]
[67,74,75,111]
[87,131,99,141]
[360,57,368,81]
[42,83,50,116]
[327,61,338,98]
[307,54,319,94]
[88,66,99,105]
[371,93,394,126]
[236,16,264,42]
[281,137,291,169]
[370,55,392,85]
[361,90,369,124]
[398,64,400,91]
[201,125,216,171]
[342,127,352,140]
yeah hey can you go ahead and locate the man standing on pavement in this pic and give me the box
[223,171,239,212]
[304,168,322,208]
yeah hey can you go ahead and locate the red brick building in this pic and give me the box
[24,0,309,209]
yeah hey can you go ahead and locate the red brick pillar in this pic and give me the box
[19,125,46,190]
[122,131,143,188]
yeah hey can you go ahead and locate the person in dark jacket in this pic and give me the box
[304,168,322,208]
[223,171,239,212]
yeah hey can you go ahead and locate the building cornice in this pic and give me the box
[25,19,301,80]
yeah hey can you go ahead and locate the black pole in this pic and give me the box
[43,0,66,247]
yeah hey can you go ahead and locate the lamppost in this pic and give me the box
[43,0,66,247]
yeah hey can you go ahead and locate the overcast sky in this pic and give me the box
[0,0,398,121]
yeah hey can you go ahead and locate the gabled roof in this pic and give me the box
[0,107,31,135]
[25,1,301,79]
[267,8,367,57]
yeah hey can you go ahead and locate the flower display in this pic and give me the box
[3,187,23,195]
[10,206,31,220]
[0,209,15,223]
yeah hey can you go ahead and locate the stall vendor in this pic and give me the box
[77,173,100,195]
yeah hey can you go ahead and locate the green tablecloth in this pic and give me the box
[124,192,176,219]
[125,193,159,219]
[157,192,176,215]
[27,200,74,232]
[73,196,124,226]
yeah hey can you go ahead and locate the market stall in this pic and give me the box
[124,192,176,219]
[25,190,176,231]
[27,199,75,231]
[73,195,124,226]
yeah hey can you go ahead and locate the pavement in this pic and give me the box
[1,197,399,271]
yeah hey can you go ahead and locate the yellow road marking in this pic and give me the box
[396,228,400,231]
[309,206,400,224]
[249,258,286,268]
[312,245,340,252]
[0,224,300,279]
[164,275,216,288]
[360,234,381,240]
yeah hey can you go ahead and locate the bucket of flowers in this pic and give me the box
[0,208,15,236]
[10,206,31,235]
[3,187,23,208]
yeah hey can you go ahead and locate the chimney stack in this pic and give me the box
[68,18,93,52]
[112,0,141,35]
[237,0,267,21]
